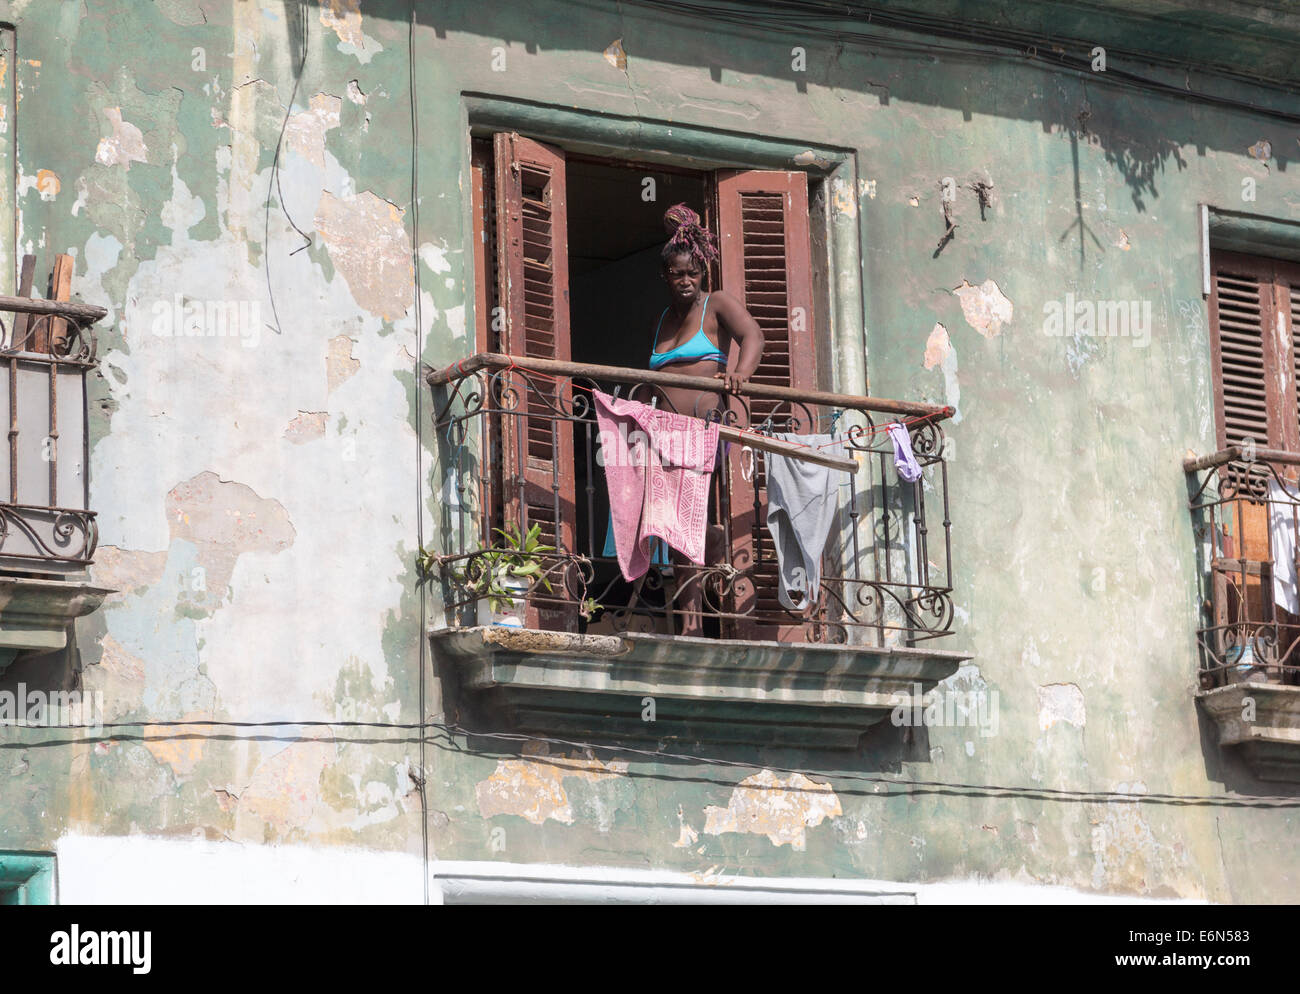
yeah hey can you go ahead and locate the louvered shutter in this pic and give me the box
[469,141,501,553]
[1209,250,1297,452]
[716,170,817,641]
[493,132,577,631]
[1284,261,1300,441]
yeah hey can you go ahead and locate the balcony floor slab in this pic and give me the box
[430,626,970,748]
[0,576,111,672]
[1197,682,1300,782]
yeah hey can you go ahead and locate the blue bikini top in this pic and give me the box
[649,295,727,370]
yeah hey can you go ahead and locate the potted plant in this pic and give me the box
[462,524,555,627]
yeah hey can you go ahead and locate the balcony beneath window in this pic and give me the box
[1186,447,1300,780]
[0,289,110,672]
[426,353,968,746]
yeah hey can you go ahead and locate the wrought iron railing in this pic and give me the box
[0,293,104,574]
[427,353,956,646]
[1186,446,1300,687]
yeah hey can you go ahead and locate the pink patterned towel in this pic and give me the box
[593,389,720,581]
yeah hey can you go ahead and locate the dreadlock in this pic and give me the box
[661,203,719,270]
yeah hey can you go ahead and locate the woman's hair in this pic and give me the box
[661,203,718,270]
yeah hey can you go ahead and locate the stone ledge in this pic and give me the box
[0,576,112,672]
[1197,682,1300,782]
[429,626,969,748]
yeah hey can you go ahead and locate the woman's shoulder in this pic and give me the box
[708,288,742,307]
[706,289,750,324]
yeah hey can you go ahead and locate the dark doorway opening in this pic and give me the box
[565,156,711,634]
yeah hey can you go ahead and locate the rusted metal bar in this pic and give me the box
[0,294,107,327]
[7,356,15,503]
[47,359,57,506]
[1183,446,1300,473]
[426,352,954,421]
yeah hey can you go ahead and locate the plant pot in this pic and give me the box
[1224,644,1270,684]
[477,575,530,627]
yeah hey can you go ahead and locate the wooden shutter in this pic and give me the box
[1209,250,1298,452]
[1288,265,1300,439]
[716,169,817,641]
[470,139,498,354]
[492,132,577,631]
[468,141,499,557]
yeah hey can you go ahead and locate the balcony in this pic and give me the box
[425,353,968,746]
[1186,447,1300,780]
[0,284,110,672]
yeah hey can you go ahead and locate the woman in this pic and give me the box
[647,204,764,635]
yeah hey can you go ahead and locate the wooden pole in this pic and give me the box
[716,424,857,473]
[48,254,74,354]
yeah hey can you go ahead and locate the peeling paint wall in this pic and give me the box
[0,0,1297,903]
[0,0,425,864]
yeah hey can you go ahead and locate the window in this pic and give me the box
[0,265,108,673]
[467,131,825,642]
[433,121,954,655]
[1194,249,1300,687]
[0,851,56,904]
[428,117,959,742]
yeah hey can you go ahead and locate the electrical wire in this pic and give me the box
[6,715,1300,808]
[409,0,431,908]
[262,0,313,338]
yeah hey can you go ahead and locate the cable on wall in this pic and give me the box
[262,0,313,337]
[409,0,431,908]
[7,717,1300,809]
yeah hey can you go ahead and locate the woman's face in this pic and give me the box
[663,253,703,304]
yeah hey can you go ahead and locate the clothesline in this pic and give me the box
[475,358,940,461]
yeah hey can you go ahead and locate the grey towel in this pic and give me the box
[764,432,848,611]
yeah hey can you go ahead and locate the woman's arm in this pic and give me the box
[710,291,765,393]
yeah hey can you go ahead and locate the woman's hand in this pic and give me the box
[709,292,763,396]
[715,369,749,394]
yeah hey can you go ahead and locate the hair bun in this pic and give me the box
[661,203,718,267]
[663,203,701,236]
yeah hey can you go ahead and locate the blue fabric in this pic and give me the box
[649,295,727,369]
[603,513,670,566]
